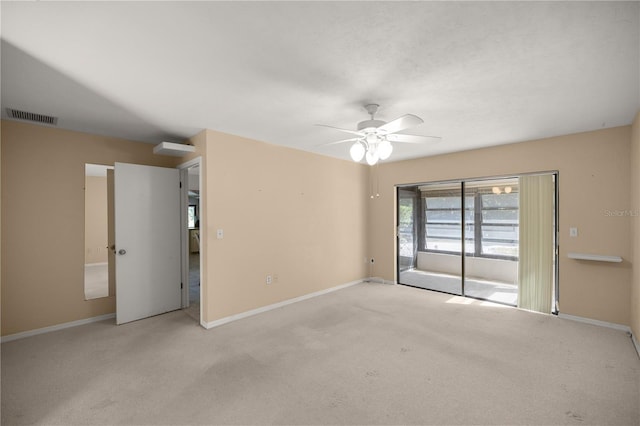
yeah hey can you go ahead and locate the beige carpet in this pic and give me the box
[2,283,638,425]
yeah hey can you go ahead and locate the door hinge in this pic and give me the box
[181,282,183,289]
[179,181,182,188]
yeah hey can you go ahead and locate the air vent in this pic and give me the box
[6,108,58,126]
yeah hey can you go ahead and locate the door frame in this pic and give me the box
[178,157,203,322]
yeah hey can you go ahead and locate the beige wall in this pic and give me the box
[84,176,108,264]
[369,126,633,326]
[2,118,635,335]
[631,112,640,337]
[1,120,178,336]
[183,130,370,324]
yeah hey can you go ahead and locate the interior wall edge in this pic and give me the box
[630,110,640,339]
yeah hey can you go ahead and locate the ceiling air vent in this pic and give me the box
[6,108,58,126]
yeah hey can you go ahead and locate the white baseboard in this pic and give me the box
[632,333,640,359]
[1,313,116,344]
[367,277,396,285]
[557,314,640,357]
[558,313,631,333]
[202,279,365,329]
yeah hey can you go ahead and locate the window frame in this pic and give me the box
[420,185,519,261]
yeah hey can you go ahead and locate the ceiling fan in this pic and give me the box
[317,104,440,165]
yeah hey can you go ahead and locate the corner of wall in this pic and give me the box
[630,111,640,339]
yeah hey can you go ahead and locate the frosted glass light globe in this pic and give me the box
[378,139,393,160]
[365,149,379,166]
[350,142,365,162]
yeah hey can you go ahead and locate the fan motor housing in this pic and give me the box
[357,119,386,132]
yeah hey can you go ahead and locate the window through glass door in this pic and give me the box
[398,182,463,296]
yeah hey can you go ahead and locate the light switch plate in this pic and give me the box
[569,227,578,237]
[216,229,224,239]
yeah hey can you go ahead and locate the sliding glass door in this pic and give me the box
[463,179,519,305]
[396,174,557,312]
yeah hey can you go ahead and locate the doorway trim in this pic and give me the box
[178,156,203,326]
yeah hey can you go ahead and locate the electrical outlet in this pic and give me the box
[266,275,272,285]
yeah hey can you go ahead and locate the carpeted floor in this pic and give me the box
[1,283,638,425]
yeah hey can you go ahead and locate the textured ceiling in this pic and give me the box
[2,1,639,162]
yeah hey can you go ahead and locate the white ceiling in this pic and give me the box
[2,1,639,163]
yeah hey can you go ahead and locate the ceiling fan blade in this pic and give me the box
[318,137,362,146]
[386,133,441,143]
[377,114,424,134]
[315,124,364,137]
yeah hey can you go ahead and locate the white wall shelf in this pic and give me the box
[153,141,195,157]
[567,252,622,263]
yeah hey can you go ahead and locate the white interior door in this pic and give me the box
[115,162,182,325]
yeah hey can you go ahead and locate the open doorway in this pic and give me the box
[179,159,202,323]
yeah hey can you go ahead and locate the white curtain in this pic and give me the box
[518,174,554,313]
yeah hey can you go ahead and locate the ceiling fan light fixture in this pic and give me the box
[318,103,437,166]
[378,139,393,160]
[350,141,365,162]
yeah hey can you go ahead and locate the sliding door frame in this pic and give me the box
[396,171,559,312]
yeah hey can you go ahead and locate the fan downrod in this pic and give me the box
[358,104,385,131]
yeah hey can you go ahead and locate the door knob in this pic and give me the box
[118,249,127,255]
